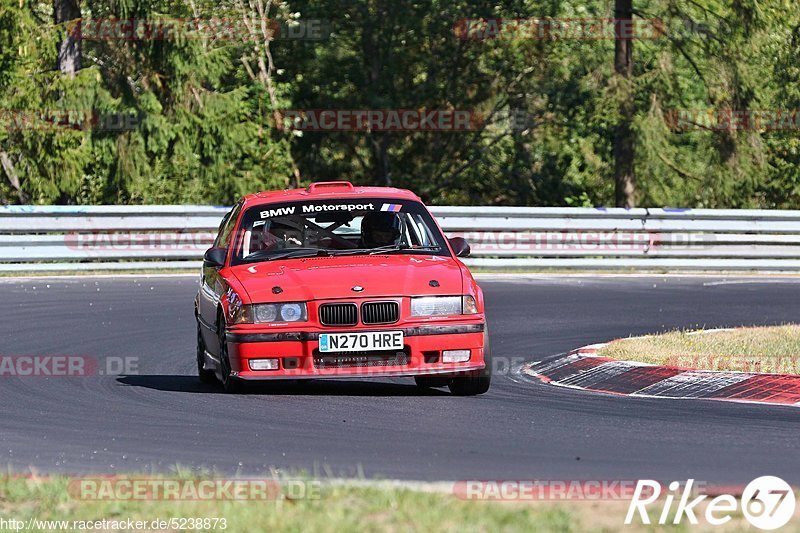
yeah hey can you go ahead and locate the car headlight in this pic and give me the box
[254,304,279,323]
[279,303,305,322]
[411,295,478,316]
[232,303,308,324]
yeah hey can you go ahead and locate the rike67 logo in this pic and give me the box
[626,476,796,530]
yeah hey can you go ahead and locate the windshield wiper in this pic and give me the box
[324,244,438,256]
[369,244,441,255]
[244,248,329,262]
[325,244,442,256]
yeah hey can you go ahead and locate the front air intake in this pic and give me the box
[361,301,399,325]
[318,303,358,326]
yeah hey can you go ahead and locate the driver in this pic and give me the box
[270,221,303,248]
[360,211,402,248]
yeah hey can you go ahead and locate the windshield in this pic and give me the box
[231,198,449,265]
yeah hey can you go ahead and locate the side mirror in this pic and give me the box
[203,247,228,268]
[448,237,471,258]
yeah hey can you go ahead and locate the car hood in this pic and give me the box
[230,254,464,302]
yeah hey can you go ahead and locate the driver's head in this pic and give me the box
[361,211,401,248]
[269,222,303,247]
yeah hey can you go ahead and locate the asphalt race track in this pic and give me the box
[1,275,799,484]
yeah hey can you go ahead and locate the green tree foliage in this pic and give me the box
[0,0,799,207]
[1,0,295,205]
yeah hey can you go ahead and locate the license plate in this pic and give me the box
[318,331,404,353]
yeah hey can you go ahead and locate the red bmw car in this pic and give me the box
[195,181,490,395]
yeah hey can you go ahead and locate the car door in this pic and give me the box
[198,201,242,356]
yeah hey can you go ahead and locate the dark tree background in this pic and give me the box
[0,0,798,208]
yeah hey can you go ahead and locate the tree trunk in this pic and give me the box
[236,0,301,188]
[614,0,635,207]
[372,134,391,186]
[361,2,392,186]
[54,0,82,76]
[0,150,27,203]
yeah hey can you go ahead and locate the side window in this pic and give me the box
[214,202,243,249]
[213,213,231,247]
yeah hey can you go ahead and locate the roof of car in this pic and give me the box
[241,181,422,206]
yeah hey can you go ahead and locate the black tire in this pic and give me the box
[218,321,244,393]
[448,330,492,396]
[414,376,450,389]
[196,321,216,384]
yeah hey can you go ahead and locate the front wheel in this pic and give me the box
[218,323,244,393]
[448,330,492,396]
[196,321,216,384]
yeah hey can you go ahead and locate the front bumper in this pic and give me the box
[225,323,486,380]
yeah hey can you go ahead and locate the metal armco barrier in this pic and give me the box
[2,205,800,271]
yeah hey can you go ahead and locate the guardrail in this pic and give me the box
[2,205,800,271]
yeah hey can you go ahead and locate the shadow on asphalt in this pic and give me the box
[116,375,452,396]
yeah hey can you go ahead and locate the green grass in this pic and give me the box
[3,474,798,532]
[599,325,800,374]
[0,475,576,533]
